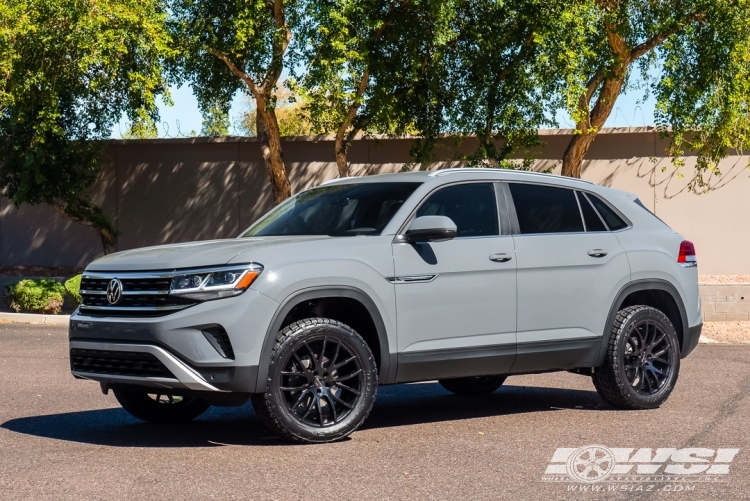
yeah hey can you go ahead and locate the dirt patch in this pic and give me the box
[702,321,750,343]
[0,266,83,278]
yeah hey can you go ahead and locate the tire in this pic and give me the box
[114,390,210,424]
[251,318,378,444]
[438,375,507,396]
[593,305,681,410]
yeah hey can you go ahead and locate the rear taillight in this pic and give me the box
[678,240,697,267]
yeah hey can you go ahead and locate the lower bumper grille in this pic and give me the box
[70,348,175,379]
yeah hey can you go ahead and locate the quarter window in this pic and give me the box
[416,183,499,238]
[586,193,629,231]
[509,183,584,234]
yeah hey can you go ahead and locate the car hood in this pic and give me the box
[85,236,331,272]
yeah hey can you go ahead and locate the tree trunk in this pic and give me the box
[255,95,292,204]
[52,196,118,255]
[561,75,626,178]
[334,134,350,178]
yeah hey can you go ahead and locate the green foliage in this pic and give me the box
[560,0,750,184]
[200,100,231,137]
[4,279,66,314]
[169,0,299,115]
[429,0,582,166]
[0,0,173,251]
[64,275,82,309]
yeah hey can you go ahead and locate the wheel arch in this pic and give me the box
[596,279,690,366]
[253,286,394,393]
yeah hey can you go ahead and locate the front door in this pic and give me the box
[392,182,517,382]
[505,182,631,372]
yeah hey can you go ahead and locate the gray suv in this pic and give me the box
[69,169,702,443]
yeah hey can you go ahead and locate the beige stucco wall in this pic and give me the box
[1,128,748,274]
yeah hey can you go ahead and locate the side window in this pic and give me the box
[577,191,607,232]
[508,183,583,234]
[416,183,499,238]
[586,193,629,231]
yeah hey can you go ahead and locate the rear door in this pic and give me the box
[505,182,631,372]
[393,182,517,382]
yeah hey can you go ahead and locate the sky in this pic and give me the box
[113,82,658,139]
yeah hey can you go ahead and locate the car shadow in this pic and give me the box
[1,383,606,448]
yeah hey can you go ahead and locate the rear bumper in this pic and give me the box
[681,322,702,358]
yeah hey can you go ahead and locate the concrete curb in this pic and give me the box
[0,312,70,326]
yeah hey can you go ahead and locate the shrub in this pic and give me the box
[4,279,66,314]
[64,274,82,308]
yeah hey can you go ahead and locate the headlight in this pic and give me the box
[169,264,263,301]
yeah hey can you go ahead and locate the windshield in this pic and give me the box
[242,182,421,237]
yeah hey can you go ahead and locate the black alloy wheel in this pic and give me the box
[252,318,378,443]
[280,336,364,427]
[593,305,680,409]
[623,319,673,395]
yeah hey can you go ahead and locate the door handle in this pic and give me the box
[489,253,513,263]
[587,249,608,258]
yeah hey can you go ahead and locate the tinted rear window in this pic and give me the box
[509,183,584,234]
[586,193,629,231]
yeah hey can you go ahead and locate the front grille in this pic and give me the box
[70,348,175,379]
[79,276,196,317]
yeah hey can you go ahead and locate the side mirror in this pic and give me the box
[400,215,457,243]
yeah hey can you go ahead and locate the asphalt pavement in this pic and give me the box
[1,323,748,501]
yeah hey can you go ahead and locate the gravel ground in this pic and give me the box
[699,275,750,284]
[702,321,750,343]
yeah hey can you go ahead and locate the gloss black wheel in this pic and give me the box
[279,335,364,427]
[252,318,378,443]
[623,319,674,395]
[593,306,680,409]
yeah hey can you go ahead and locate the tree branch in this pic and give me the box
[207,49,260,96]
[629,13,703,62]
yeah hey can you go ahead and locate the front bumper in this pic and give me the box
[68,289,279,392]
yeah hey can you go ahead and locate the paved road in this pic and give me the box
[1,324,748,501]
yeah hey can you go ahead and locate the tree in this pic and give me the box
[200,100,231,137]
[0,0,172,254]
[294,0,455,175]
[170,0,298,204]
[436,0,595,167]
[560,0,750,183]
[237,87,313,137]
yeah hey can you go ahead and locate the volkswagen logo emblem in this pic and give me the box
[106,278,123,305]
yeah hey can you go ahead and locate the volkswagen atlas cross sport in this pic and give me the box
[69,169,702,443]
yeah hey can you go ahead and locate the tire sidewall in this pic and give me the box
[612,308,681,408]
[266,321,378,442]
